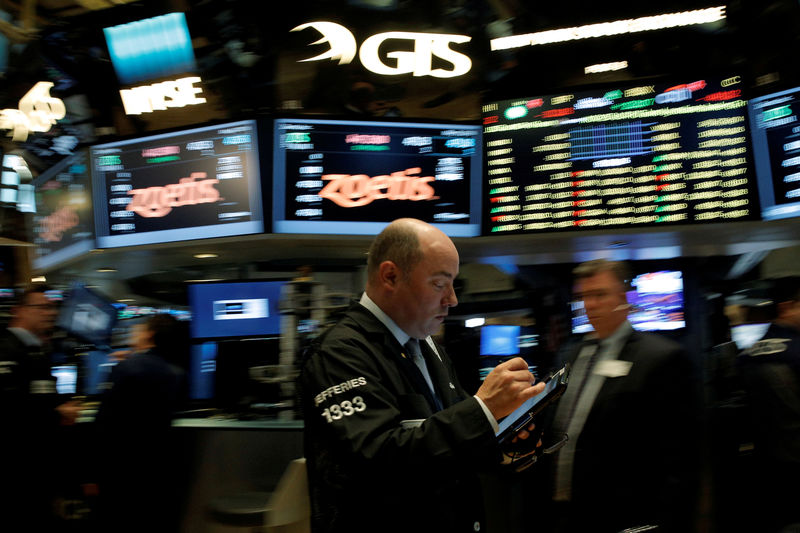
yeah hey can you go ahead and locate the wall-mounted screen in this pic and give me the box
[272,117,481,237]
[572,270,685,333]
[748,86,800,220]
[56,283,120,349]
[31,149,95,270]
[482,76,757,234]
[187,280,285,339]
[90,120,264,248]
[480,324,521,356]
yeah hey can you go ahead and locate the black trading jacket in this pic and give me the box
[299,303,502,533]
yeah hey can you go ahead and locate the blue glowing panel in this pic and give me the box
[104,12,196,85]
[480,325,520,356]
[188,281,284,339]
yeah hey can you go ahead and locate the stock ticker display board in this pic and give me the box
[481,76,759,235]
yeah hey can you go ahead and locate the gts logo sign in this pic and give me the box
[291,22,472,78]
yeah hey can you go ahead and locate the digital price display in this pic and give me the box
[748,86,800,220]
[272,118,482,237]
[32,150,96,270]
[482,76,758,234]
[90,120,264,248]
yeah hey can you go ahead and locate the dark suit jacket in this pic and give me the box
[547,328,701,533]
[299,303,501,533]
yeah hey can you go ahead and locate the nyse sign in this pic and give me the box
[292,22,472,78]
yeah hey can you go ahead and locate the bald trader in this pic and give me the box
[300,218,545,533]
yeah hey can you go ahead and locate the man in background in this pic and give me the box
[0,284,82,529]
[542,259,701,533]
[738,276,800,532]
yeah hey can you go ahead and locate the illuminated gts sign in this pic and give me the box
[104,13,196,85]
[291,22,472,78]
[319,168,438,207]
[0,82,65,142]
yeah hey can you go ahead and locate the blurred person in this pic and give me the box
[93,314,188,533]
[0,284,82,529]
[537,259,701,533]
[299,218,546,533]
[737,276,800,532]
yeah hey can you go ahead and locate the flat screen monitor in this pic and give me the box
[272,117,482,237]
[187,280,285,339]
[56,284,119,349]
[480,325,521,356]
[747,86,800,220]
[482,76,757,234]
[31,149,96,270]
[572,270,685,333]
[90,120,264,248]
[51,364,78,395]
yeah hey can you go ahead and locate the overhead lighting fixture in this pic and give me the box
[184,278,224,283]
[31,276,46,283]
[96,267,117,273]
[490,6,726,50]
[118,298,135,303]
[585,61,628,75]
[465,317,486,328]
[193,253,219,259]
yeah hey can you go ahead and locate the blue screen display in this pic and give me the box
[104,13,196,85]
[188,281,284,339]
[56,284,119,349]
[480,325,521,356]
[189,342,217,400]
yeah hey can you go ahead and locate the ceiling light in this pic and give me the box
[194,253,219,259]
[585,61,628,75]
[490,6,726,50]
[96,267,117,272]
[31,276,46,283]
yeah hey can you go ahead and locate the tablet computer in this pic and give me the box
[496,364,570,444]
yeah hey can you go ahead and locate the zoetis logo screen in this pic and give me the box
[91,120,264,248]
[272,118,482,237]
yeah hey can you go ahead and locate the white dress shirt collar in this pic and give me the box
[360,292,411,347]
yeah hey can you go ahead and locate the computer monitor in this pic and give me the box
[271,117,482,237]
[31,149,96,270]
[572,270,686,333]
[748,85,800,220]
[90,119,264,248]
[56,283,119,349]
[51,364,78,395]
[187,280,285,339]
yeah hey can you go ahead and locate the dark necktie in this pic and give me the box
[556,339,601,434]
[405,338,442,410]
